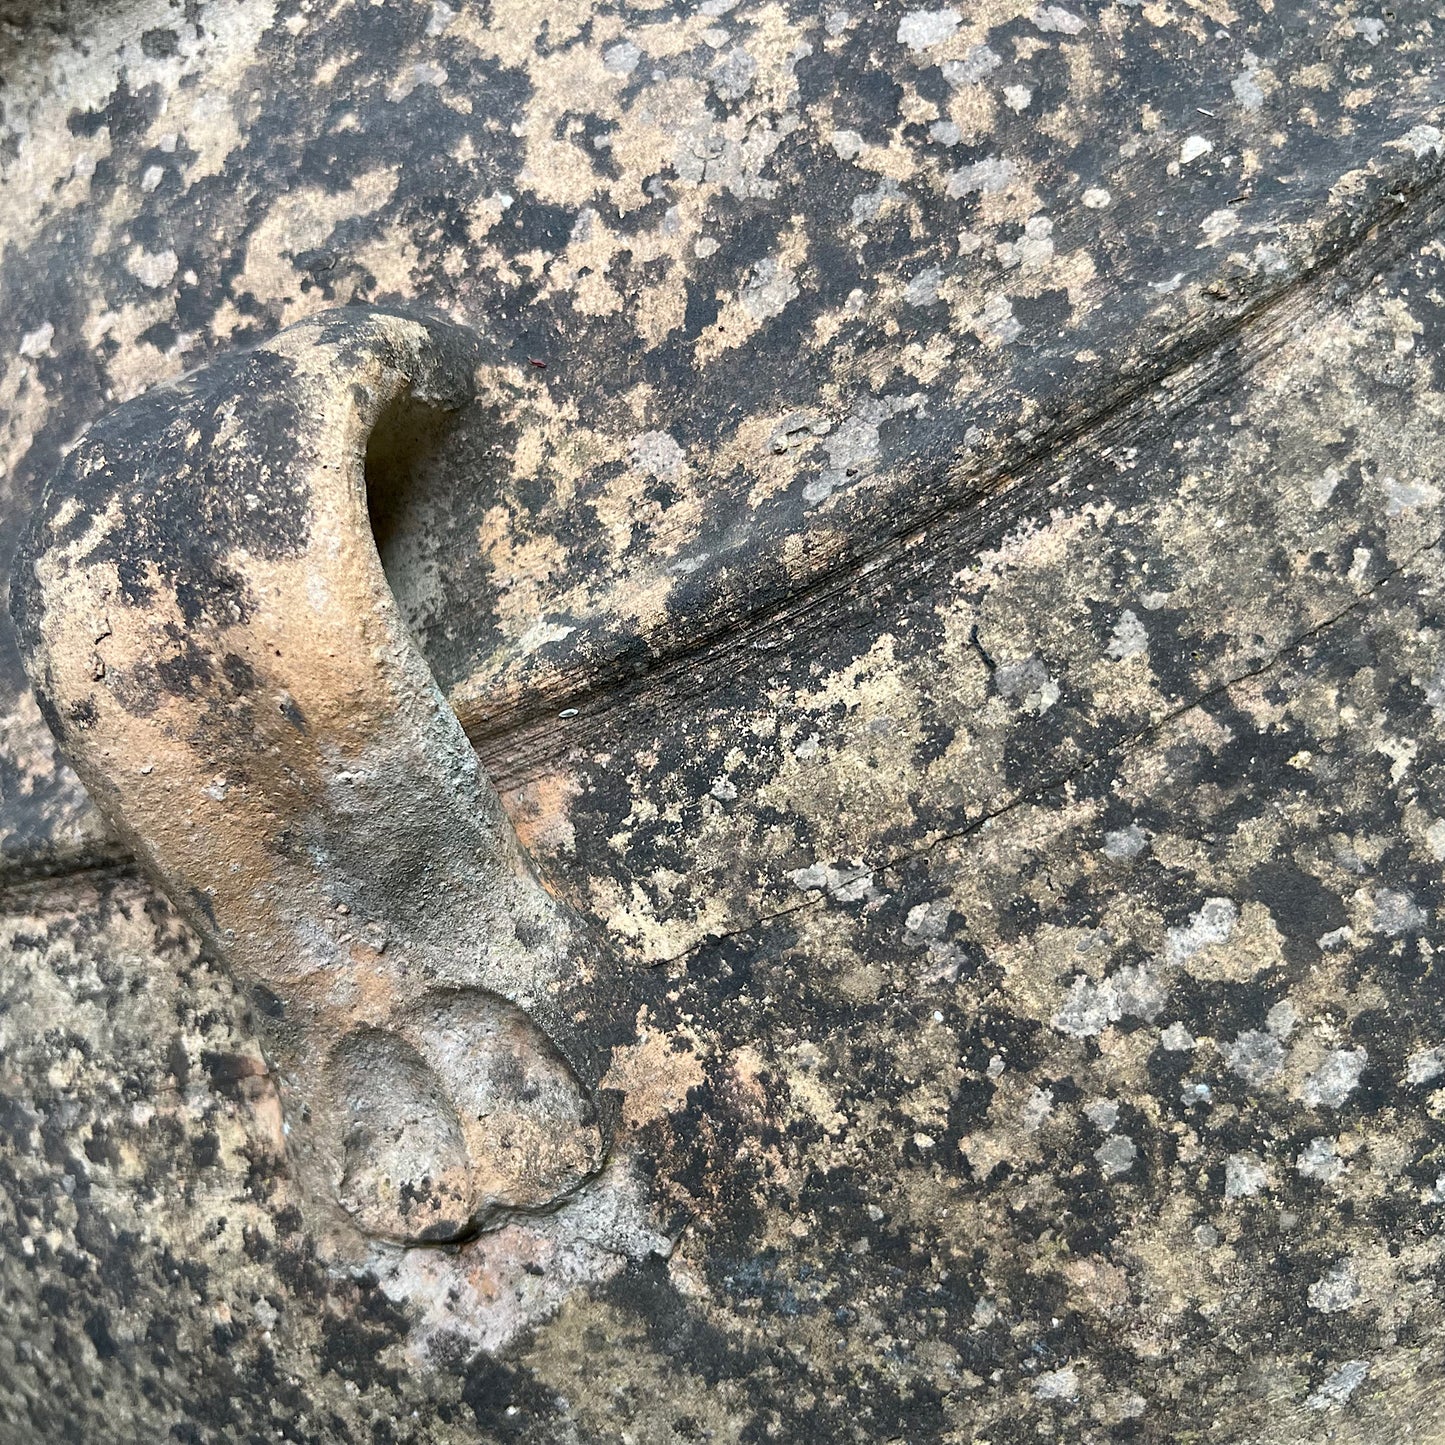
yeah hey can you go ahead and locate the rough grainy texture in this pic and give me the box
[3,0,1445,1441]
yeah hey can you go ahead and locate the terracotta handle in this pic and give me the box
[10,307,612,1246]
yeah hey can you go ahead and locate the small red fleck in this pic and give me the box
[529,358,547,368]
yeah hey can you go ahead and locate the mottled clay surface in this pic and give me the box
[4,0,1444,868]
[3,0,1445,1441]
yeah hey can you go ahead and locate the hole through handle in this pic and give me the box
[10,306,616,1246]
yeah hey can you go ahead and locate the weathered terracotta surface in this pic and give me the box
[3,0,1445,1441]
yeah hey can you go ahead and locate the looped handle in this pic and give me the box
[11,307,612,1245]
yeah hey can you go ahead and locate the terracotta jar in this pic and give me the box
[1,2,1442,1441]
